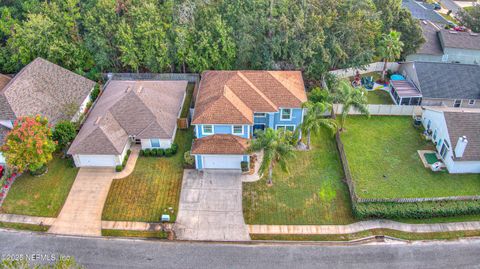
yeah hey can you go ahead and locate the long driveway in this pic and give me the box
[48,168,115,236]
[2,230,480,269]
[174,170,250,241]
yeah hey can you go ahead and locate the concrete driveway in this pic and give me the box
[48,168,115,236]
[174,170,250,241]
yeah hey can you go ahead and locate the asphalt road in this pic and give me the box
[1,230,480,269]
[439,0,461,14]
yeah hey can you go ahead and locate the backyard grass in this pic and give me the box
[367,90,393,104]
[243,129,355,225]
[0,157,78,217]
[102,128,193,222]
[341,116,480,199]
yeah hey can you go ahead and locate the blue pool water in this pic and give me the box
[390,74,405,81]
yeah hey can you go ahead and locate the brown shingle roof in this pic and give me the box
[444,111,480,161]
[191,134,250,155]
[192,71,307,124]
[0,74,11,90]
[0,58,96,123]
[439,30,480,51]
[68,80,187,155]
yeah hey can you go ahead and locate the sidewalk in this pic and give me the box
[102,221,172,231]
[0,214,55,226]
[249,220,480,235]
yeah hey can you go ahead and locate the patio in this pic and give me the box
[389,80,422,106]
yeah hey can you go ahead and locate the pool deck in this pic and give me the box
[417,150,445,169]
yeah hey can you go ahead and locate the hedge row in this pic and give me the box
[354,200,480,219]
[140,143,178,158]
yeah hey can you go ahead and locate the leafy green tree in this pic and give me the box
[334,80,370,131]
[457,5,480,33]
[301,101,337,149]
[395,9,424,58]
[378,30,404,81]
[52,120,77,151]
[0,115,56,173]
[248,128,295,185]
[308,87,332,104]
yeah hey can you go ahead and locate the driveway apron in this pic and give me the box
[48,168,115,236]
[175,170,250,241]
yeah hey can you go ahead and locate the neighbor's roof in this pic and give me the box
[68,80,187,155]
[439,30,480,51]
[443,110,480,161]
[0,125,9,147]
[402,0,447,23]
[413,62,480,99]
[191,134,250,155]
[0,58,96,123]
[0,74,11,90]
[193,71,307,125]
[417,21,443,55]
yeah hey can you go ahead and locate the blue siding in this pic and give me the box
[272,108,304,129]
[195,124,250,139]
[196,155,203,169]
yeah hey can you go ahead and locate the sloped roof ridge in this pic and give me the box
[236,71,277,110]
[267,71,306,104]
[223,85,253,122]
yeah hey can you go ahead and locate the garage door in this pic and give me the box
[203,155,242,170]
[76,155,117,167]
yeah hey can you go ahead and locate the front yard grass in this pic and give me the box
[367,90,393,104]
[341,116,480,199]
[0,157,78,217]
[243,129,355,225]
[102,128,193,222]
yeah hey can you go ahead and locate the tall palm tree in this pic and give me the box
[378,30,404,81]
[334,80,369,131]
[248,128,295,186]
[301,101,337,149]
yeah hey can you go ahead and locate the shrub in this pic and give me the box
[184,151,194,166]
[139,149,145,156]
[90,84,101,102]
[354,200,480,219]
[171,143,178,154]
[52,121,77,150]
[127,149,132,155]
[29,165,48,176]
[241,161,249,172]
[165,148,174,157]
[144,149,152,157]
[115,165,123,172]
[156,149,165,157]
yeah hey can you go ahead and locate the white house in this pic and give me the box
[68,80,187,167]
[422,107,480,174]
[0,58,96,165]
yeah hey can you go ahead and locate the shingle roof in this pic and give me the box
[0,58,96,123]
[193,71,307,125]
[417,21,443,55]
[414,62,480,99]
[0,74,11,90]
[191,134,250,155]
[68,80,187,155]
[0,125,9,146]
[402,0,447,23]
[439,30,480,51]
[443,111,480,161]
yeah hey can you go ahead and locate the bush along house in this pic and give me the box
[190,71,307,170]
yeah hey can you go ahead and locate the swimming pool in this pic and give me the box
[390,74,405,81]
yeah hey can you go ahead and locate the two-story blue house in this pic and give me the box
[190,70,307,170]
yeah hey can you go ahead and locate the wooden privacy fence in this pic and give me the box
[105,73,200,83]
[329,62,400,78]
[332,104,422,116]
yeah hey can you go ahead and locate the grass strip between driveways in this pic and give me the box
[0,222,50,232]
[102,128,193,222]
[102,229,167,239]
[251,229,480,241]
[0,157,78,217]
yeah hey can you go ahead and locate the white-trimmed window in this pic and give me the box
[151,139,160,148]
[232,125,244,135]
[468,99,475,105]
[276,125,295,132]
[203,125,213,135]
[254,112,266,117]
[280,109,292,120]
[453,99,462,108]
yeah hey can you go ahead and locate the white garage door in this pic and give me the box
[76,155,117,167]
[203,155,242,170]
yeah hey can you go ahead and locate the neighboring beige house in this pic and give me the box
[399,61,480,108]
[0,58,96,164]
[406,20,480,64]
[68,80,187,167]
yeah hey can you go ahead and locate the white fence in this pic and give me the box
[329,62,400,78]
[332,104,422,116]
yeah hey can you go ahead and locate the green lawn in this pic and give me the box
[0,157,78,217]
[341,116,480,199]
[367,90,393,104]
[102,229,167,239]
[102,128,193,222]
[243,129,355,225]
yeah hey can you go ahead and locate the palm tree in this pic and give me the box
[248,128,295,186]
[334,80,369,131]
[378,30,404,81]
[301,101,337,149]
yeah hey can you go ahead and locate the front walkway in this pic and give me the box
[174,170,250,241]
[48,168,115,236]
[113,145,140,179]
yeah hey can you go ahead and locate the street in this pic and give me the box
[439,0,461,14]
[1,230,480,268]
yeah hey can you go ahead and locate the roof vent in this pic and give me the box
[94,116,102,125]
[125,86,132,93]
